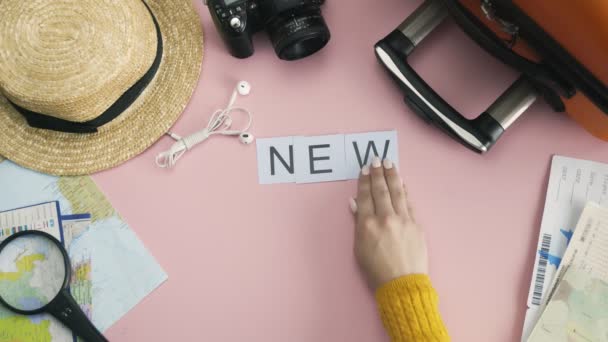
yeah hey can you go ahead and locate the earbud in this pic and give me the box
[237,81,251,96]
[228,81,251,107]
[239,132,255,145]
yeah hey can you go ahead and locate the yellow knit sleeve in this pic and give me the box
[375,274,450,342]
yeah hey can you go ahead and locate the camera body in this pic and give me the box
[207,0,330,61]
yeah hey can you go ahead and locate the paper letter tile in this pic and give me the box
[294,135,346,184]
[344,130,399,179]
[256,137,296,184]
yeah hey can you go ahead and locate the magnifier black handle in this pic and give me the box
[47,290,108,342]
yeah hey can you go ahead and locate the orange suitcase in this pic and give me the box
[375,0,608,152]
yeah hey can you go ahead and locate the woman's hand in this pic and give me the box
[350,157,429,290]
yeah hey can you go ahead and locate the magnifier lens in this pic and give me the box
[0,234,66,312]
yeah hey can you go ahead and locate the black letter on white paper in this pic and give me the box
[270,146,294,176]
[352,140,390,167]
[309,144,332,174]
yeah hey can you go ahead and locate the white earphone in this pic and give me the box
[237,80,251,96]
[155,81,255,168]
[239,132,255,145]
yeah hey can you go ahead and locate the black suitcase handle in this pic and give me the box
[375,0,537,153]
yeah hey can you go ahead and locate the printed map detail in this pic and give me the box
[64,217,94,324]
[0,234,66,312]
[529,268,608,342]
[0,161,167,342]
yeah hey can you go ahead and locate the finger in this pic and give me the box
[383,160,408,216]
[356,166,374,217]
[407,204,416,223]
[349,197,358,215]
[370,157,394,216]
[403,183,416,222]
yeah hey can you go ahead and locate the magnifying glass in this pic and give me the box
[0,230,108,342]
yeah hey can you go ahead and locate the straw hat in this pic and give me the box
[0,0,203,175]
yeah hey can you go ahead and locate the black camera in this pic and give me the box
[206,0,330,61]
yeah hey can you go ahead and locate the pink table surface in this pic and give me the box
[94,1,608,341]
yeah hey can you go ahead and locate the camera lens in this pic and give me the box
[266,8,330,61]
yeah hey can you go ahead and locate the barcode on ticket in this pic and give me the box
[531,233,552,306]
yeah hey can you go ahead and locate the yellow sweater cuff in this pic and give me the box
[375,274,450,342]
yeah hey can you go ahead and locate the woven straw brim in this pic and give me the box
[0,0,203,176]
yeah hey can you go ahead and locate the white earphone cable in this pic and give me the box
[155,87,253,169]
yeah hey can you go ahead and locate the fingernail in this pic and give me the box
[372,157,381,168]
[361,165,370,175]
[349,197,358,214]
[383,159,393,169]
